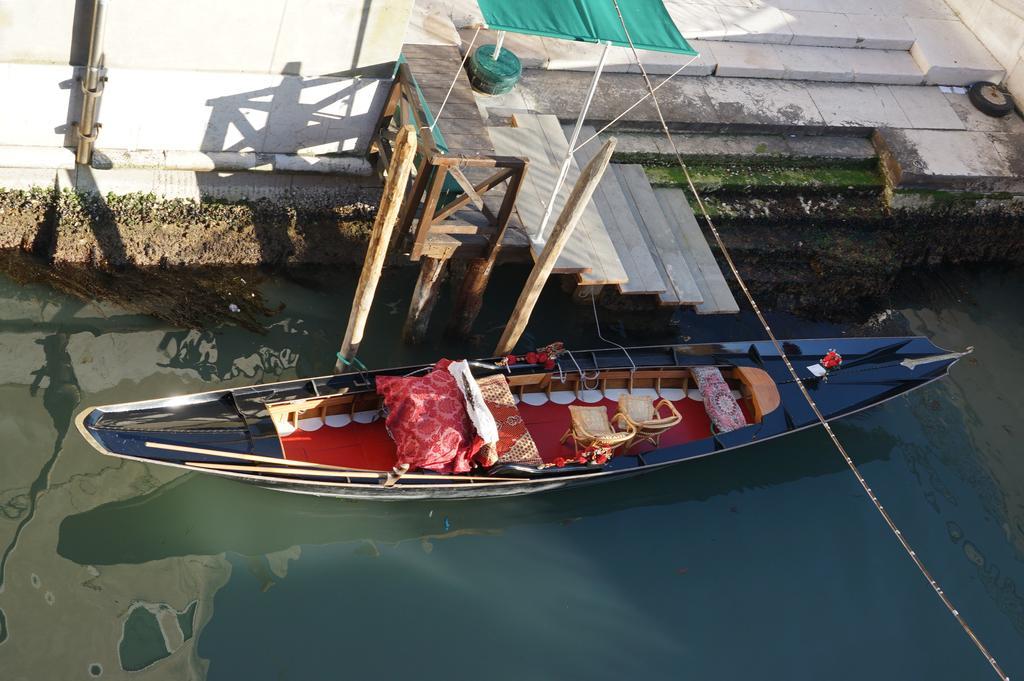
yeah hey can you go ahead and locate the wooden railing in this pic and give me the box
[368,62,528,261]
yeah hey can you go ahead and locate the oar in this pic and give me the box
[900,347,973,370]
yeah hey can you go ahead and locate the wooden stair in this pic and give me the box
[487,113,738,313]
[488,114,628,286]
[569,127,738,313]
[654,188,740,314]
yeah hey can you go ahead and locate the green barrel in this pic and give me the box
[467,44,522,95]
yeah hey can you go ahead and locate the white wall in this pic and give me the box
[0,0,414,75]
[945,0,1024,99]
[0,0,413,180]
[0,63,388,155]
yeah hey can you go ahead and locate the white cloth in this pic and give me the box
[446,360,499,445]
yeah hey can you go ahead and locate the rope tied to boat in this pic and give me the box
[607,3,1007,678]
[590,291,637,376]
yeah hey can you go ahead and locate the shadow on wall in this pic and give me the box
[196,60,384,264]
[201,61,370,161]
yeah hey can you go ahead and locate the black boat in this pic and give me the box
[76,337,967,500]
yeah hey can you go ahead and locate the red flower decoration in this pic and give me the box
[820,349,843,370]
[504,355,517,366]
[553,457,567,467]
[525,351,540,364]
[543,358,556,370]
[593,453,609,465]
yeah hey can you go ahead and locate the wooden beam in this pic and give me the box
[411,165,447,260]
[394,156,431,253]
[447,166,485,211]
[337,125,417,372]
[494,138,617,356]
[447,162,528,338]
[402,256,448,344]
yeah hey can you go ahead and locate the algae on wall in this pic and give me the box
[0,187,380,268]
[644,159,1024,319]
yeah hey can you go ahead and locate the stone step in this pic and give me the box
[403,3,461,46]
[666,0,952,49]
[907,18,1006,85]
[713,42,924,84]
[874,128,1024,193]
[457,28,718,76]
[459,27,924,86]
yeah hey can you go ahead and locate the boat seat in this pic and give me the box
[560,405,636,459]
[617,394,682,449]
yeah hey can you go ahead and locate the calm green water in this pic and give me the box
[0,263,1022,680]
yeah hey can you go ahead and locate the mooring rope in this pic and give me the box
[590,291,637,374]
[428,25,482,135]
[608,2,1008,677]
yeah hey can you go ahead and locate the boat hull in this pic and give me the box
[76,337,965,500]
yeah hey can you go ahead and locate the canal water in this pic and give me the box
[0,261,1021,680]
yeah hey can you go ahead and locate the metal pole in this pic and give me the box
[493,30,506,59]
[533,40,610,244]
[76,0,109,165]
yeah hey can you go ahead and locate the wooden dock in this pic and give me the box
[489,114,738,312]
[360,43,740,351]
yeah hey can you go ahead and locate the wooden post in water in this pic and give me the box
[403,256,448,343]
[448,162,527,338]
[336,125,417,372]
[495,137,616,356]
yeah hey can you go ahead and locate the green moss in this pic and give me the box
[894,188,1017,204]
[645,163,884,192]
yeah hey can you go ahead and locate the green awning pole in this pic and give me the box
[494,31,506,59]
[535,40,611,244]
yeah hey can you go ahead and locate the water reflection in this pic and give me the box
[58,433,886,566]
[0,264,1022,680]
[0,331,80,609]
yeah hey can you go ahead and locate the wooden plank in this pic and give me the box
[487,126,593,274]
[570,127,666,295]
[337,125,417,370]
[495,139,618,355]
[525,114,627,286]
[438,132,494,152]
[654,188,740,314]
[611,165,680,305]
[614,165,703,306]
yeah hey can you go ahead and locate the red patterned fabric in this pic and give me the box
[375,368,481,474]
[475,374,543,467]
[692,367,748,433]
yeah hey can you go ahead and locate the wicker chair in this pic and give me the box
[560,405,636,458]
[617,394,682,449]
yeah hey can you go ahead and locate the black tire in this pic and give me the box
[967,81,1015,117]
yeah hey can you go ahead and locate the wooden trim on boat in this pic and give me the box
[149,442,518,483]
[145,441,362,471]
[186,461,504,485]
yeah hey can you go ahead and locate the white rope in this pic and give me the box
[590,292,636,373]
[609,3,1009,678]
[572,54,699,154]
[428,25,482,136]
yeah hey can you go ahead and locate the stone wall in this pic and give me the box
[944,0,1024,99]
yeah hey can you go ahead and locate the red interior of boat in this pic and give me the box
[280,396,755,472]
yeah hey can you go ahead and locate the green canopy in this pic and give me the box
[476,0,696,56]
